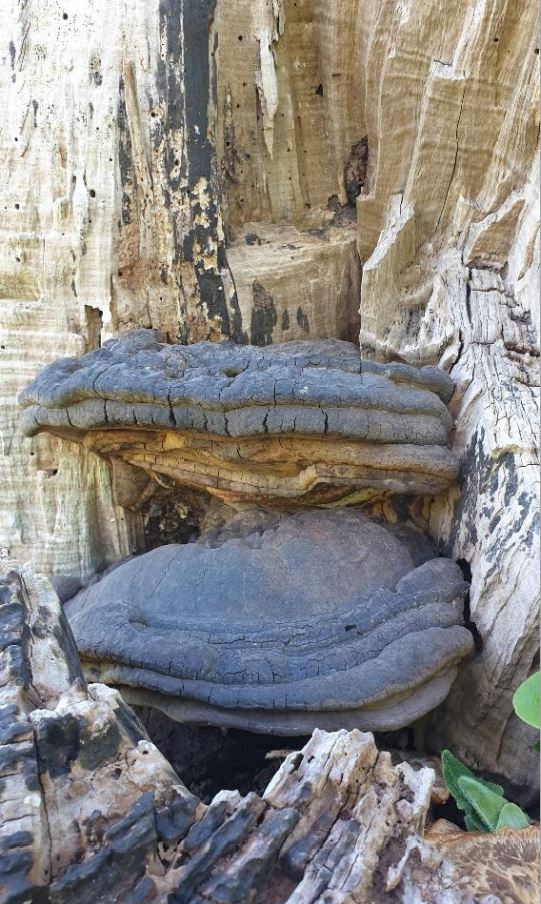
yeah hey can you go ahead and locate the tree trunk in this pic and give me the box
[0,0,538,794]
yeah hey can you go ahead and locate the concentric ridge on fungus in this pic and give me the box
[65,510,474,734]
[20,330,458,504]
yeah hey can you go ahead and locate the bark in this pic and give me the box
[0,0,538,792]
[3,561,538,903]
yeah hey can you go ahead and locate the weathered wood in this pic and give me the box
[1,0,538,794]
[1,562,538,903]
[351,0,540,792]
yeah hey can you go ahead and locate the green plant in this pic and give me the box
[512,671,540,730]
[441,749,530,832]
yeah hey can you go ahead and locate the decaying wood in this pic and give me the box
[0,0,538,795]
[424,823,541,904]
[351,0,540,794]
[3,562,535,904]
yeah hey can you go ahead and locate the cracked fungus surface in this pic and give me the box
[19,330,459,504]
[65,509,474,734]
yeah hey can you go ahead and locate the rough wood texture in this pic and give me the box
[424,824,541,904]
[350,0,540,792]
[227,223,361,346]
[0,563,201,903]
[1,0,361,584]
[1,0,539,791]
[0,562,536,903]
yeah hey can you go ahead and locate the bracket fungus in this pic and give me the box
[18,331,472,735]
[65,510,474,734]
[20,329,458,506]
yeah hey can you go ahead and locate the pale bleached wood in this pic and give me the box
[1,0,538,793]
[351,0,539,791]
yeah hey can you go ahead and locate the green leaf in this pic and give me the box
[495,802,530,830]
[482,779,505,796]
[513,672,540,730]
[441,750,476,813]
[441,750,504,817]
[465,811,487,832]
[458,775,506,832]
[441,749,530,835]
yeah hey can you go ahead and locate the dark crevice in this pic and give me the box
[141,488,206,551]
[84,305,103,351]
[456,558,483,654]
[465,268,472,323]
[133,707,306,804]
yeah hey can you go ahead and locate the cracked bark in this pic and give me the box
[5,562,535,903]
[1,0,539,794]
